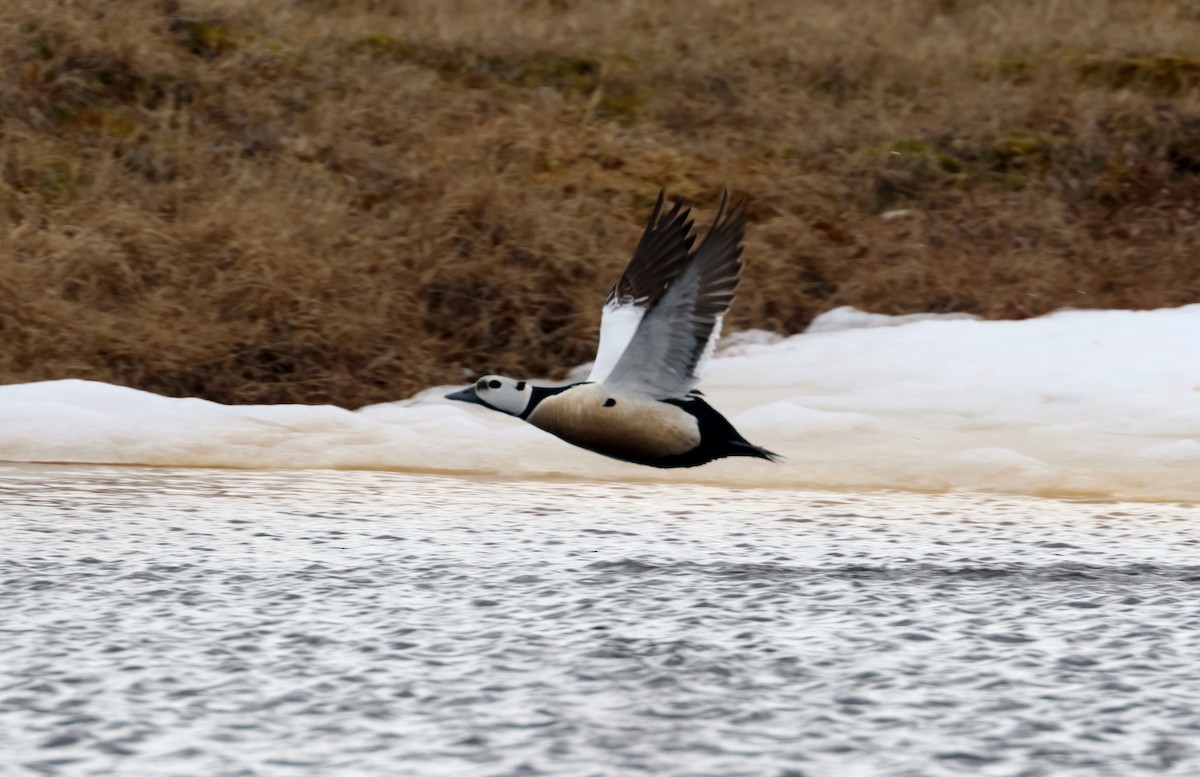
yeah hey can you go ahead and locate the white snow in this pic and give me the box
[2,304,1198,501]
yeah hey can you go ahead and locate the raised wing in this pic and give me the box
[601,190,746,399]
[587,192,696,382]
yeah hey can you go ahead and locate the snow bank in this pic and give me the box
[2,305,1198,501]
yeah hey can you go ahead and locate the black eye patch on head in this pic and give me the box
[516,381,526,391]
[476,379,489,391]
[488,380,502,389]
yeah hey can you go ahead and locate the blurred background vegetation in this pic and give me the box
[1,0,1198,405]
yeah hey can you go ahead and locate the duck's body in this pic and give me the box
[445,190,778,469]
[527,382,701,462]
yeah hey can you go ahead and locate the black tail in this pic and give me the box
[662,395,782,467]
[728,439,783,463]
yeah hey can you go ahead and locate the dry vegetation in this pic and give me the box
[2,0,1199,406]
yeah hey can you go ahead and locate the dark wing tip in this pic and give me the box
[642,189,666,232]
[707,188,748,241]
[691,186,748,297]
[608,190,698,308]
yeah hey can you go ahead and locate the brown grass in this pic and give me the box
[2,0,1199,406]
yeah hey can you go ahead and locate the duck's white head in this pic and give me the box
[445,375,532,417]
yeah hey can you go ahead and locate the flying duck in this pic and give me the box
[445,190,779,468]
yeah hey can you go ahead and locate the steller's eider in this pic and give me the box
[446,190,779,469]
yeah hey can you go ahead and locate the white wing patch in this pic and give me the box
[586,303,645,382]
[601,260,709,398]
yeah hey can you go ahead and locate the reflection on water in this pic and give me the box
[3,464,1199,776]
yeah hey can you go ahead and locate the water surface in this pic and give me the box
[3,465,1199,776]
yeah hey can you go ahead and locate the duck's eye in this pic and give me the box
[488,380,502,389]
[603,398,616,407]
[516,381,526,391]
[476,379,489,391]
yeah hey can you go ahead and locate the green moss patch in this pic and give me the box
[1079,54,1200,96]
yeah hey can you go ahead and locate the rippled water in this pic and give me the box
[3,465,1200,776]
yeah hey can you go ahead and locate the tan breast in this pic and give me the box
[527,383,700,460]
